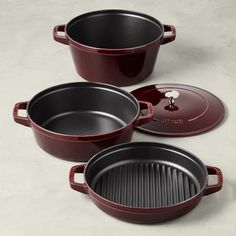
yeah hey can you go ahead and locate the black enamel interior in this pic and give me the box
[66,10,163,49]
[28,83,138,135]
[85,143,207,208]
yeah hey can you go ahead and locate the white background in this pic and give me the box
[1,0,236,235]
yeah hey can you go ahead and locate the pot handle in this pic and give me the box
[135,101,154,126]
[69,164,88,194]
[161,25,176,45]
[53,24,69,45]
[204,166,223,196]
[13,102,31,127]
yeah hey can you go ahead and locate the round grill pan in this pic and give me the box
[70,142,223,223]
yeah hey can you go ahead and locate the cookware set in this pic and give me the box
[13,10,224,223]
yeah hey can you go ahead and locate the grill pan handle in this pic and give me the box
[204,166,223,196]
[161,25,176,45]
[135,101,154,126]
[53,24,69,45]
[13,102,31,127]
[69,164,88,194]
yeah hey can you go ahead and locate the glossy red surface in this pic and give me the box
[131,84,225,136]
[69,45,159,86]
[31,123,134,162]
[89,191,203,224]
[53,10,176,86]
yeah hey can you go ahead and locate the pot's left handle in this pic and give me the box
[69,164,88,194]
[135,101,154,126]
[13,102,31,127]
[204,166,223,196]
[53,24,69,45]
[161,25,176,45]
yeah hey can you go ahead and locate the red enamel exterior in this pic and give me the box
[68,44,160,86]
[53,10,176,86]
[31,122,134,162]
[89,189,203,223]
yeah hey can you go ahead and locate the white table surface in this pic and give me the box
[1,0,236,235]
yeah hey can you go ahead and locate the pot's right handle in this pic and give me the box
[53,24,69,45]
[69,164,88,194]
[135,101,154,126]
[13,102,31,127]
[161,25,176,45]
[204,166,223,196]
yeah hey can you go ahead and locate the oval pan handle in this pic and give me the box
[13,102,31,127]
[135,101,154,126]
[204,166,223,196]
[69,164,88,194]
[161,24,176,45]
[53,24,69,45]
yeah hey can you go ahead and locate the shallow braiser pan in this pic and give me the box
[13,83,153,161]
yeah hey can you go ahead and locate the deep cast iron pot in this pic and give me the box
[70,142,223,223]
[53,10,176,86]
[13,83,153,161]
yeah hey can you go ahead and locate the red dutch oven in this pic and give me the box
[53,9,176,86]
[70,142,223,223]
[13,82,153,162]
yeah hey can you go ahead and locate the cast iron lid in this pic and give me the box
[131,84,225,136]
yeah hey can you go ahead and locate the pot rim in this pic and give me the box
[82,142,209,211]
[27,82,140,141]
[64,9,165,54]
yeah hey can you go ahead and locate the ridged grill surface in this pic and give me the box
[94,163,199,208]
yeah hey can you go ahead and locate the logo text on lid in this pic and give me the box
[162,119,184,124]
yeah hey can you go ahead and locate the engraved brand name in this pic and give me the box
[162,119,184,124]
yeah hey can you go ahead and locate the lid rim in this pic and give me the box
[131,83,225,137]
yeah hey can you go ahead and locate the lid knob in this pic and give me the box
[165,90,179,111]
